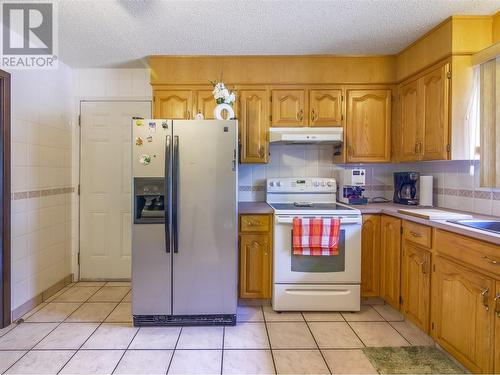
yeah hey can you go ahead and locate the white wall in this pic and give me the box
[10,63,75,311]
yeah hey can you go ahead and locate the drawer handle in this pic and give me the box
[481,288,489,311]
[247,221,262,226]
[410,231,423,238]
[482,255,499,265]
[495,293,500,317]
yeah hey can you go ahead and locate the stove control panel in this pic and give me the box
[267,178,336,193]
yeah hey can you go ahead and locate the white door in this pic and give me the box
[80,101,151,280]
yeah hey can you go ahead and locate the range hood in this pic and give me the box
[269,127,343,145]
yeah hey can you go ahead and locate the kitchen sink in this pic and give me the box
[447,219,500,235]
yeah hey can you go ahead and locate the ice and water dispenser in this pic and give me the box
[134,177,166,224]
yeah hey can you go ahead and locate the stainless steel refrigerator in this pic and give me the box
[131,119,238,326]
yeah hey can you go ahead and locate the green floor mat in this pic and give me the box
[362,346,467,374]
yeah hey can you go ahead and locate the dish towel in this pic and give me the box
[292,217,340,256]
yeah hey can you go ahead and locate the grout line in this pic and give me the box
[111,323,140,374]
[302,312,332,375]
[220,326,225,375]
[262,306,278,375]
[166,326,183,374]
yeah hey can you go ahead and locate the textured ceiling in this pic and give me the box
[58,0,500,68]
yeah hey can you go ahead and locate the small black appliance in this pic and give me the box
[393,172,419,205]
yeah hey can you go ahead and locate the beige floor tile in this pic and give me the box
[372,304,404,321]
[88,286,130,302]
[35,323,99,349]
[263,305,304,322]
[309,322,363,349]
[0,323,17,338]
[237,306,264,322]
[223,350,275,374]
[20,303,48,320]
[66,302,117,322]
[224,322,269,349]
[0,351,26,373]
[82,323,138,349]
[129,327,181,349]
[60,349,124,374]
[122,291,132,302]
[176,326,223,349]
[54,286,100,302]
[342,305,384,322]
[45,286,73,303]
[361,297,384,305]
[302,312,344,322]
[350,321,410,347]
[168,350,222,375]
[114,350,172,375]
[267,322,316,349]
[26,303,82,322]
[390,320,434,346]
[105,302,132,323]
[0,323,58,350]
[74,282,106,287]
[106,281,131,287]
[273,349,329,375]
[5,350,74,374]
[322,349,378,374]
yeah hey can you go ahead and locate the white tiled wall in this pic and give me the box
[10,64,75,310]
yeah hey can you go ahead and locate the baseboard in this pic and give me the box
[11,274,73,321]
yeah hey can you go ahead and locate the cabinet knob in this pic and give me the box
[311,109,316,122]
[409,231,422,238]
[482,255,499,265]
[481,288,489,311]
[494,293,500,317]
[258,146,265,158]
[297,109,304,122]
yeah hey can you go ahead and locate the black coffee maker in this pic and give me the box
[393,172,419,205]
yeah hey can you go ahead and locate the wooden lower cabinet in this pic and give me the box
[361,215,380,297]
[495,281,500,374]
[432,256,495,373]
[401,242,431,332]
[239,214,272,299]
[380,215,402,309]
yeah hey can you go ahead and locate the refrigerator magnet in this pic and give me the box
[147,136,153,143]
[135,137,143,146]
[148,122,157,133]
[139,154,151,166]
[161,121,168,129]
[136,120,143,126]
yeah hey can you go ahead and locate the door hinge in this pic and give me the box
[431,322,435,330]
[77,252,80,265]
[446,71,451,79]
[77,184,80,195]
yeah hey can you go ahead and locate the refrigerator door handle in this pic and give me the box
[165,135,171,253]
[172,135,179,253]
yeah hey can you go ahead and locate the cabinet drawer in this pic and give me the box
[435,229,500,277]
[240,215,270,232]
[403,221,432,248]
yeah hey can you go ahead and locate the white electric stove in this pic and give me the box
[266,177,361,312]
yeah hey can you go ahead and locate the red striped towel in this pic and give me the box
[292,217,340,256]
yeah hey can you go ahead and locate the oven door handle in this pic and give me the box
[275,216,361,225]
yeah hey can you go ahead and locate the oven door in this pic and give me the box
[273,215,361,284]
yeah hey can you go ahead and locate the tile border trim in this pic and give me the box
[11,187,75,200]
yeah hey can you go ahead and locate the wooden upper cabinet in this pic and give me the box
[346,89,391,163]
[433,256,495,373]
[361,215,381,297]
[401,242,431,332]
[271,89,306,127]
[154,90,193,119]
[239,90,268,163]
[399,80,420,161]
[380,215,402,310]
[421,63,450,160]
[309,89,342,127]
[195,90,216,120]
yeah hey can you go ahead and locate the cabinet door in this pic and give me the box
[380,215,402,309]
[361,215,380,297]
[154,90,192,119]
[309,89,342,127]
[195,90,216,120]
[401,243,431,332]
[495,281,500,374]
[346,89,391,162]
[433,257,495,373]
[399,80,420,162]
[271,89,306,127]
[239,90,268,163]
[239,234,271,298]
[421,64,450,160]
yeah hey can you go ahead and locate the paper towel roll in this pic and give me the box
[419,176,433,207]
